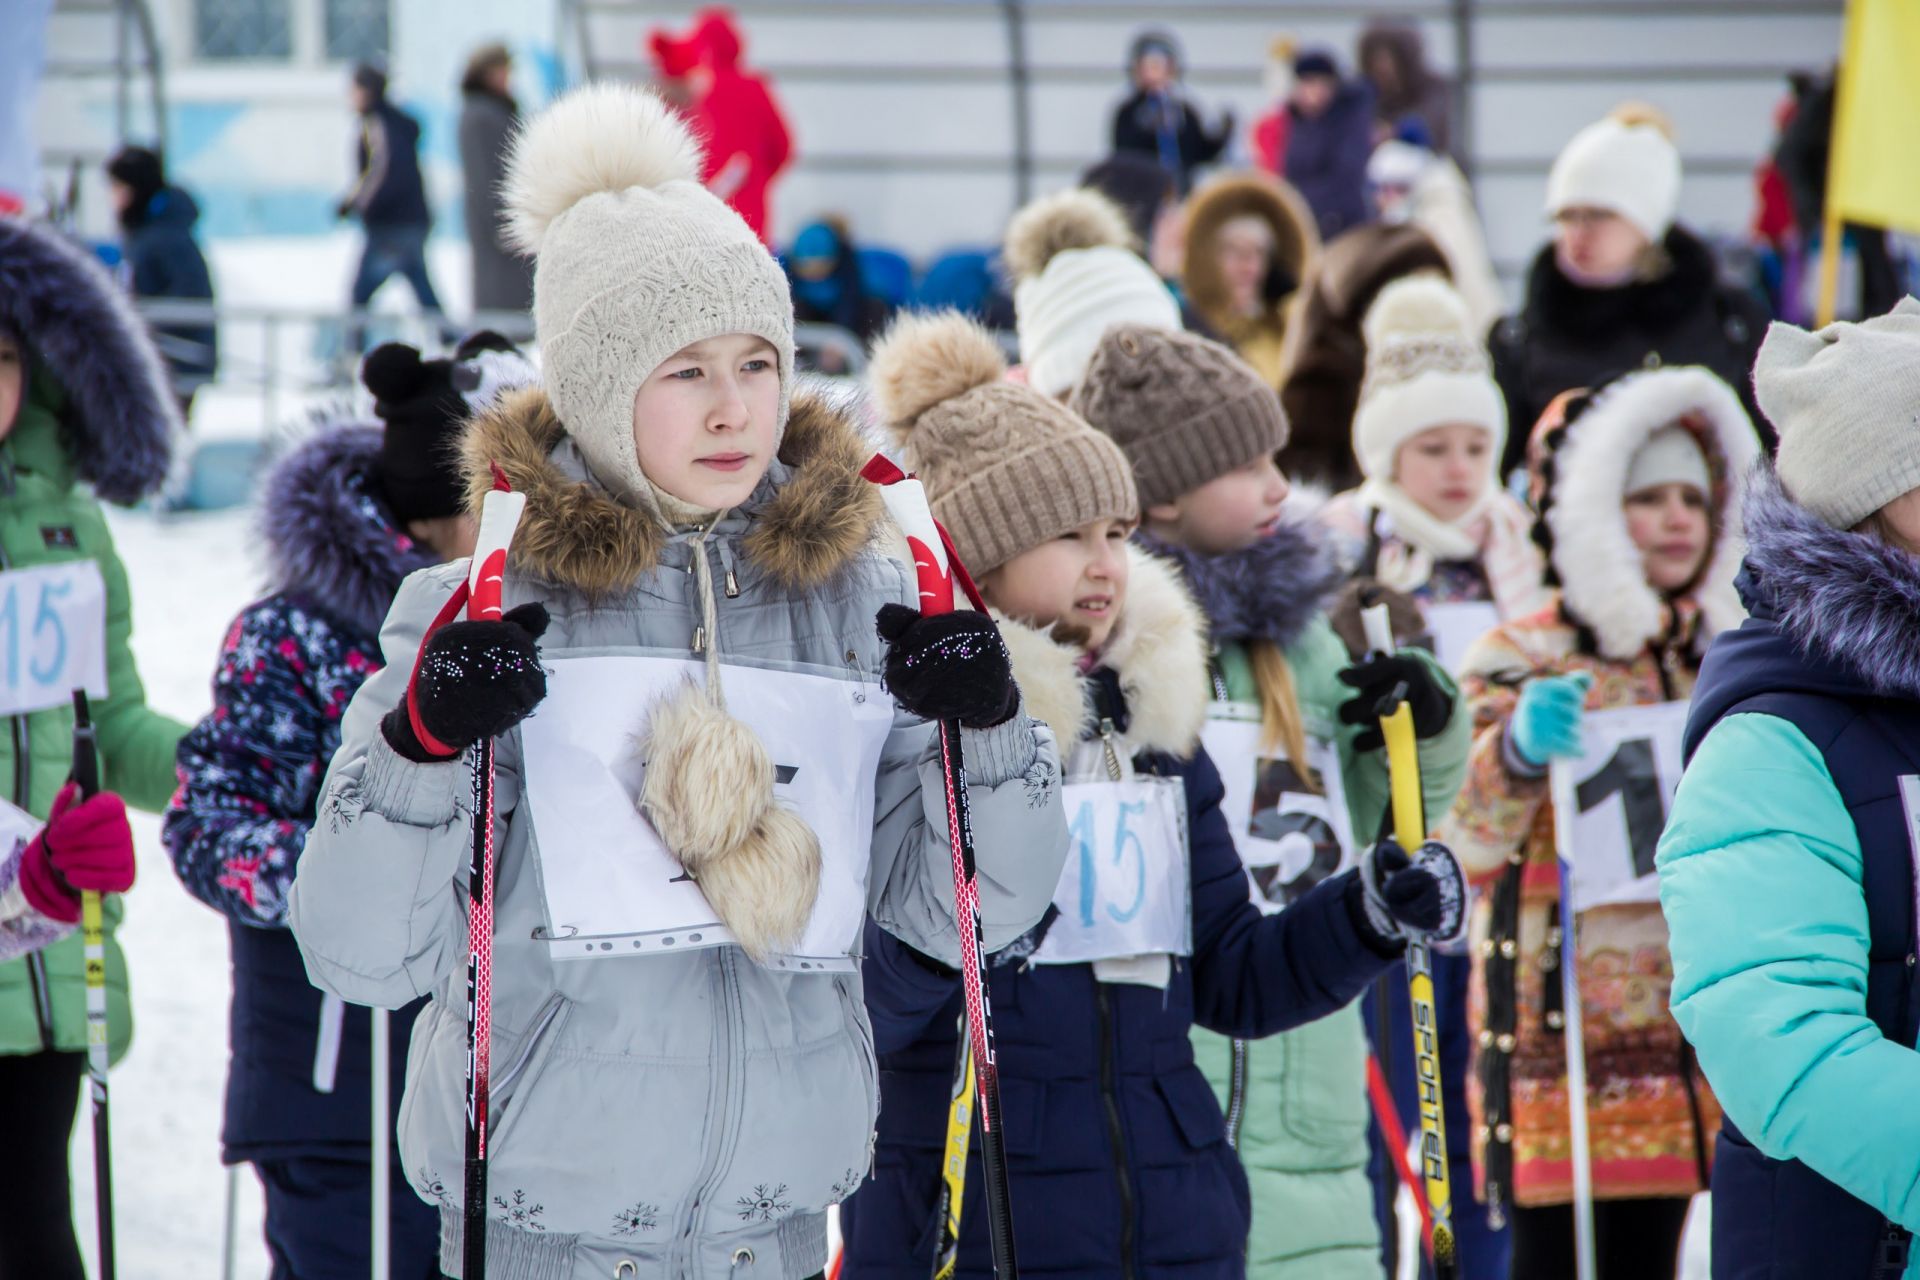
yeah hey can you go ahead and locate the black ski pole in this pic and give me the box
[72,689,115,1280]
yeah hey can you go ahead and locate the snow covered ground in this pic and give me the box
[62,381,1710,1278]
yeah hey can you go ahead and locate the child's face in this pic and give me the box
[1624,481,1711,593]
[1145,456,1291,555]
[631,334,781,512]
[1394,423,1492,524]
[0,334,22,441]
[983,518,1134,652]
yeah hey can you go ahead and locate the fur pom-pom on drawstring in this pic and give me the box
[638,680,822,960]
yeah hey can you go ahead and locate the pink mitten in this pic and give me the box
[18,783,134,924]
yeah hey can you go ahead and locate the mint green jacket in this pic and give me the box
[1191,619,1469,1277]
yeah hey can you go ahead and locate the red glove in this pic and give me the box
[18,783,134,924]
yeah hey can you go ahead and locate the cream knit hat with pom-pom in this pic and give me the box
[1352,274,1508,482]
[870,310,1138,574]
[503,82,795,507]
[1005,187,1181,398]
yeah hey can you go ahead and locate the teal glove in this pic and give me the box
[1510,672,1593,767]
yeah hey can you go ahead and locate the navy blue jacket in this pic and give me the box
[1284,80,1376,241]
[122,186,217,385]
[163,423,436,1161]
[346,101,432,229]
[843,738,1397,1280]
[1678,472,1920,1279]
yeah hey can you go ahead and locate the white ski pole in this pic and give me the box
[1552,761,1598,1280]
[373,1006,391,1280]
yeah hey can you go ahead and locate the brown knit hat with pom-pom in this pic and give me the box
[868,310,1138,574]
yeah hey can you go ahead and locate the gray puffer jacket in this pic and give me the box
[288,386,1066,1280]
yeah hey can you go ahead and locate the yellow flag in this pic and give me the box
[1828,0,1920,233]
[1821,0,1920,322]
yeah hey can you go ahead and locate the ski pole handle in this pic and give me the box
[1360,606,1425,846]
[469,473,527,622]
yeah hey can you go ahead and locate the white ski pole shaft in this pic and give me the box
[1554,765,1598,1280]
[220,1165,238,1280]
[373,1006,391,1280]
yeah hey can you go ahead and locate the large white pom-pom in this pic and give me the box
[503,82,704,255]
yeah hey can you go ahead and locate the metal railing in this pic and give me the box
[132,299,870,428]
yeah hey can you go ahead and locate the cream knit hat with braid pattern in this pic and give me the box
[503,83,795,509]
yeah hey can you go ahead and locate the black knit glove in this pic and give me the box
[1337,653,1454,753]
[382,603,551,763]
[1347,837,1468,952]
[876,603,1019,730]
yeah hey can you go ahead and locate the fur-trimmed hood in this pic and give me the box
[0,218,176,503]
[459,383,884,598]
[1181,172,1320,335]
[1537,364,1760,661]
[1737,464,1920,702]
[997,547,1209,759]
[261,417,440,635]
[1135,520,1339,652]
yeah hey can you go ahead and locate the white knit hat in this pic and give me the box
[1759,296,1920,529]
[1545,106,1683,243]
[1004,187,1181,397]
[1352,275,1507,482]
[503,83,794,507]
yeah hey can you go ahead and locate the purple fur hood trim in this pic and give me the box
[1742,463,1920,701]
[1135,518,1341,651]
[260,419,439,636]
[0,219,176,503]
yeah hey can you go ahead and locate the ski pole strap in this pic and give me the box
[403,581,471,761]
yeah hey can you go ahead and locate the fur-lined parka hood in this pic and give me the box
[459,383,884,598]
[1534,364,1760,660]
[1136,520,1339,653]
[996,547,1209,758]
[0,218,176,503]
[1736,464,1920,702]
[261,416,440,635]
[1181,173,1321,335]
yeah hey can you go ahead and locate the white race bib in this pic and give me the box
[1424,601,1501,674]
[0,562,108,717]
[1201,705,1356,914]
[1550,701,1689,913]
[519,654,894,970]
[1033,777,1191,965]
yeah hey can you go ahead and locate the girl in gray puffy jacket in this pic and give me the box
[286,84,1068,1280]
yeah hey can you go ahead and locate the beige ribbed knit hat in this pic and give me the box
[1005,188,1182,398]
[1353,274,1507,482]
[869,311,1138,575]
[1070,325,1288,508]
[502,83,794,508]
[1759,296,1920,530]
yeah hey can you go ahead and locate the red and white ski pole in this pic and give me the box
[460,472,526,1277]
[863,456,1019,1278]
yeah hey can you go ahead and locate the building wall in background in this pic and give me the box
[38,0,1839,296]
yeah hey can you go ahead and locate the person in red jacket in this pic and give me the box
[648,7,794,244]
